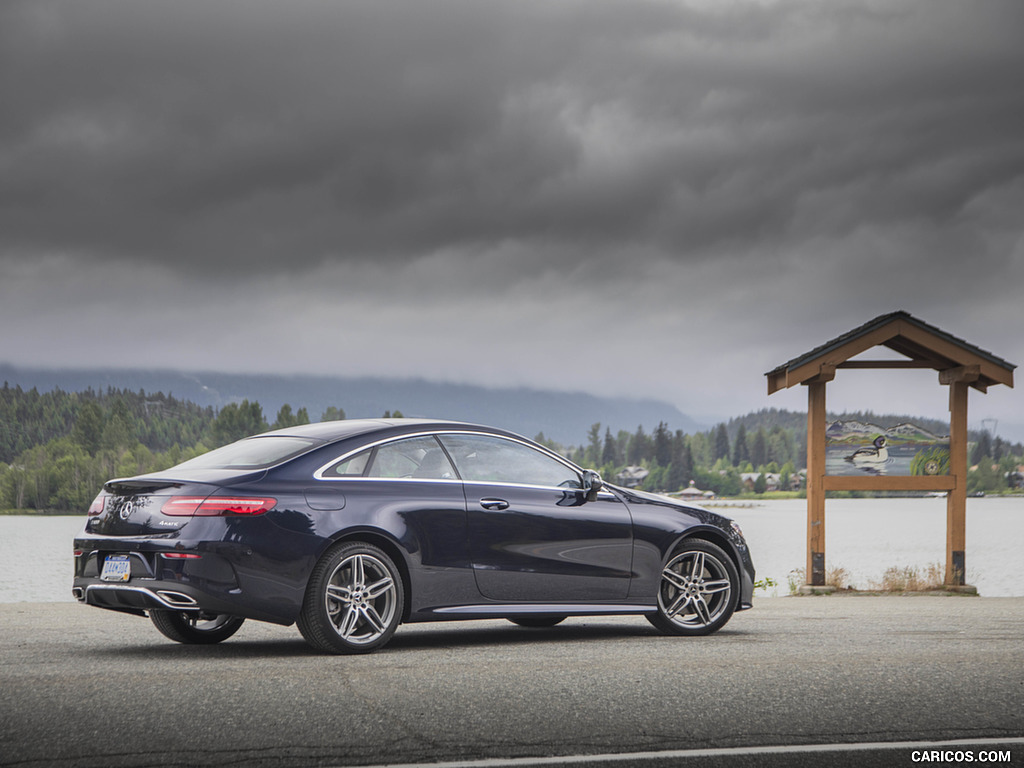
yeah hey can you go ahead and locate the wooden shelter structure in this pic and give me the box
[766,311,1015,589]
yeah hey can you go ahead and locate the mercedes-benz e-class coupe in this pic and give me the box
[74,418,755,653]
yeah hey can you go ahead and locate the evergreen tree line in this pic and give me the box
[549,420,805,497]
[550,416,1022,498]
[0,384,344,512]
[1,383,1020,512]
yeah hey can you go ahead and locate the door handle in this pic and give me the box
[479,498,510,511]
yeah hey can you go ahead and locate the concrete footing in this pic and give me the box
[797,585,838,596]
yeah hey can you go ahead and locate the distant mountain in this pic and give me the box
[0,365,702,447]
[888,422,946,442]
[729,408,959,443]
[826,419,947,445]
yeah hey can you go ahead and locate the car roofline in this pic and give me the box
[255,418,525,443]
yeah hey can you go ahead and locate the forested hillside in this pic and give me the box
[0,384,214,462]
[1,385,1020,512]
[0,384,332,512]
[0,365,698,447]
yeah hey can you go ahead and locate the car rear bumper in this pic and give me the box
[74,583,203,613]
[73,534,304,625]
[73,573,296,625]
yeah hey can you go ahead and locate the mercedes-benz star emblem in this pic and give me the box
[119,500,135,520]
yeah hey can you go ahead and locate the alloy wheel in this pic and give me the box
[324,552,399,646]
[657,547,733,629]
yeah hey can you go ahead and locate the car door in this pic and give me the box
[316,435,475,608]
[438,433,633,602]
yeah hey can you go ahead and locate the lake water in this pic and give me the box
[719,496,1024,597]
[2,497,1022,602]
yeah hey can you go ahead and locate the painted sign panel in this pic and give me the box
[825,420,950,476]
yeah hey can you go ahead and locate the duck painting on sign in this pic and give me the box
[824,420,950,477]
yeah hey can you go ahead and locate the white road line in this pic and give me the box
[358,737,1024,768]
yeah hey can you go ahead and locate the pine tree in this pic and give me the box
[713,424,730,461]
[273,404,297,429]
[586,423,602,467]
[320,406,346,422]
[601,428,618,465]
[653,422,671,467]
[751,427,767,469]
[627,425,650,465]
[72,402,104,454]
[732,424,750,466]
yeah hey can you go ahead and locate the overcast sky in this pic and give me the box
[1,0,1022,435]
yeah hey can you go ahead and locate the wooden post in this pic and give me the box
[806,379,828,586]
[946,379,969,585]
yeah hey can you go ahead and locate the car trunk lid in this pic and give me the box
[87,479,221,537]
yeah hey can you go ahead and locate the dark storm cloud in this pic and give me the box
[3,0,1022,278]
[1,0,1022,433]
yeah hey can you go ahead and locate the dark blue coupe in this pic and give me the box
[74,419,755,653]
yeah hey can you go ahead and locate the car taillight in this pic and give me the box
[160,552,202,559]
[87,494,106,516]
[161,496,277,516]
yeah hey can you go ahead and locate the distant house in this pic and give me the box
[678,480,715,501]
[740,472,782,492]
[616,465,649,488]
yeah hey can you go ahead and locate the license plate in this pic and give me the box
[100,554,132,582]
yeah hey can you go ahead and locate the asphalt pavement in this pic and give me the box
[1,597,1022,767]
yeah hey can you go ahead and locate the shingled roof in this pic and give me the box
[766,311,1015,394]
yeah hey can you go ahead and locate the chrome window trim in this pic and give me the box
[312,429,587,490]
[315,475,465,486]
[313,431,453,481]
[310,474,618,500]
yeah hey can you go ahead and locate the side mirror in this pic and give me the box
[581,469,604,502]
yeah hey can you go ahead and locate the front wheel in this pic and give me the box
[647,539,739,636]
[297,542,404,654]
[150,610,245,644]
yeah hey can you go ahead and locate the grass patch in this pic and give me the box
[788,565,852,594]
[788,561,971,594]
[868,562,946,592]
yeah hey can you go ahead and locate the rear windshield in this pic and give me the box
[172,436,321,470]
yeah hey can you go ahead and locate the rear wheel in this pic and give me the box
[149,610,245,644]
[297,541,404,654]
[508,616,566,628]
[647,539,739,636]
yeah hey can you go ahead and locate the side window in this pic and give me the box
[438,434,581,489]
[369,436,457,480]
[325,449,371,477]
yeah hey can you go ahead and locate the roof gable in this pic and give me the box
[766,311,1015,394]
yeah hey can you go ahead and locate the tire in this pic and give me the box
[297,541,404,654]
[149,610,245,644]
[508,616,567,628]
[647,539,739,637]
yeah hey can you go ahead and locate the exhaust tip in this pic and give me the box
[155,590,198,607]
[72,587,84,601]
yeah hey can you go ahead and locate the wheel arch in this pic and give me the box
[677,526,741,572]
[318,529,414,623]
